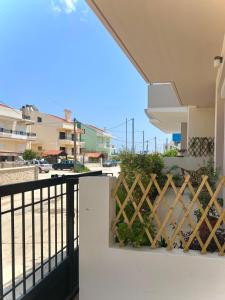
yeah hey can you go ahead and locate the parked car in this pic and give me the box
[32,159,52,173]
[52,160,83,170]
[102,160,118,167]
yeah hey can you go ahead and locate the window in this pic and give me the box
[37,117,42,123]
[59,132,66,139]
[60,147,66,151]
[38,146,42,151]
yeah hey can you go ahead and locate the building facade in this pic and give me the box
[0,103,36,161]
[81,124,112,162]
[21,105,84,160]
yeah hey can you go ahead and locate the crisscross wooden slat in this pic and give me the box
[184,176,225,252]
[112,173,225,256]
[168,176,209,251]
[122,176,154,244]
[137,176,170,247]
[112,174,140,232]
[151,175,190,248]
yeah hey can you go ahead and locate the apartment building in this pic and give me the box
[0,103,36,161]
[81,124,112,162]
[21,105,84,160]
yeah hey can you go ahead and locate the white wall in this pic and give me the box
[79,177,225,300]
[163,156,210,171]
[188,107,215,138]
[214,95,224,169]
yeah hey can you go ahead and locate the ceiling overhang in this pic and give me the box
[87,0,225,107]
[145,107,188,133]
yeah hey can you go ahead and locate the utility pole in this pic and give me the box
[125,118,128,151]
[73,118,77,171]
[165,137,168,151]
[154,136,157,153]
[142,130,145,153]
[131,118,135,153]
[146,140,149,153]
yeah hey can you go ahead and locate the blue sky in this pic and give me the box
[0,0,168,152]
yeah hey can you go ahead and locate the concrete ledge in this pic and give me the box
[0,166,38,185]
[79,176,225,300]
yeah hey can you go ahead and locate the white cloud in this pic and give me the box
[51,0,79,14]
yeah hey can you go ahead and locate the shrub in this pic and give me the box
[23,149,37,160]
[117,217,156,248]
[115,152,163,248]
[74,165,90,173]
[162,148,178,157]
[119,151,164,178]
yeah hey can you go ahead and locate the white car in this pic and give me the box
[32,159,52,173]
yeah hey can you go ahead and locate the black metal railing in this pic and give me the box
[0,127,36,137]
[0,171,102,300]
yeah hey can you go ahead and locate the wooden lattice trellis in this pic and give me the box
[112,174,225,256]
[188,137,214,157]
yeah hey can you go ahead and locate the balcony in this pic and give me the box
[0,127,36,141]
[59,135,85,148]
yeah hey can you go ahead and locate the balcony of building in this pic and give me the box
[0,127,36,141]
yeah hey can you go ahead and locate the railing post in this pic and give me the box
[0,199,3,299]
[66,179,75,295]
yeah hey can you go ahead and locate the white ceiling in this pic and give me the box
[87,0,225,107]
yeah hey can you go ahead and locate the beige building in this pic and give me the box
[21,105,84,159]
[0,103,36,161]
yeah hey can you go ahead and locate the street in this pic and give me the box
[38,164,120,180]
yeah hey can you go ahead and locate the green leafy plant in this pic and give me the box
[74,165,90,173]
[158,236,168,248]
[162,148,178,157]
[117,217,156,248]
[117,223,129,246]
[23,149,37,160]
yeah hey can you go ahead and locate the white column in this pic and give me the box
[181,122,187,154]
[188,107,215,138]
[214,97,224,170]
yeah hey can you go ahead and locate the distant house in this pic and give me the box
[0,103,36,161]
[81,124,112,162]
[21,105,84,161]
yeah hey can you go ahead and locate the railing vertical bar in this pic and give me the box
[48,186,51,272]
[55,185,58,266]
[11,194,16,300]
[61,184,63,262]
[0,198,3,299]
[40,188,44,279]
[22,192,26,295]
[66,179,75,295]
[76,183,79,248]
[31,190,35,286]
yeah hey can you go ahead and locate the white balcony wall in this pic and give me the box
[163,156,210,171]
[188,107,215,138]
[148,83,181,108]
[79,176,225,300]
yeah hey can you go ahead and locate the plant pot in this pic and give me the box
[199,216,218,243]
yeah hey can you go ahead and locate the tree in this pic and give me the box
[23,149,37,161]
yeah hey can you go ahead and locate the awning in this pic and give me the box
[42,150,67,157]
[86,152,103,159]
